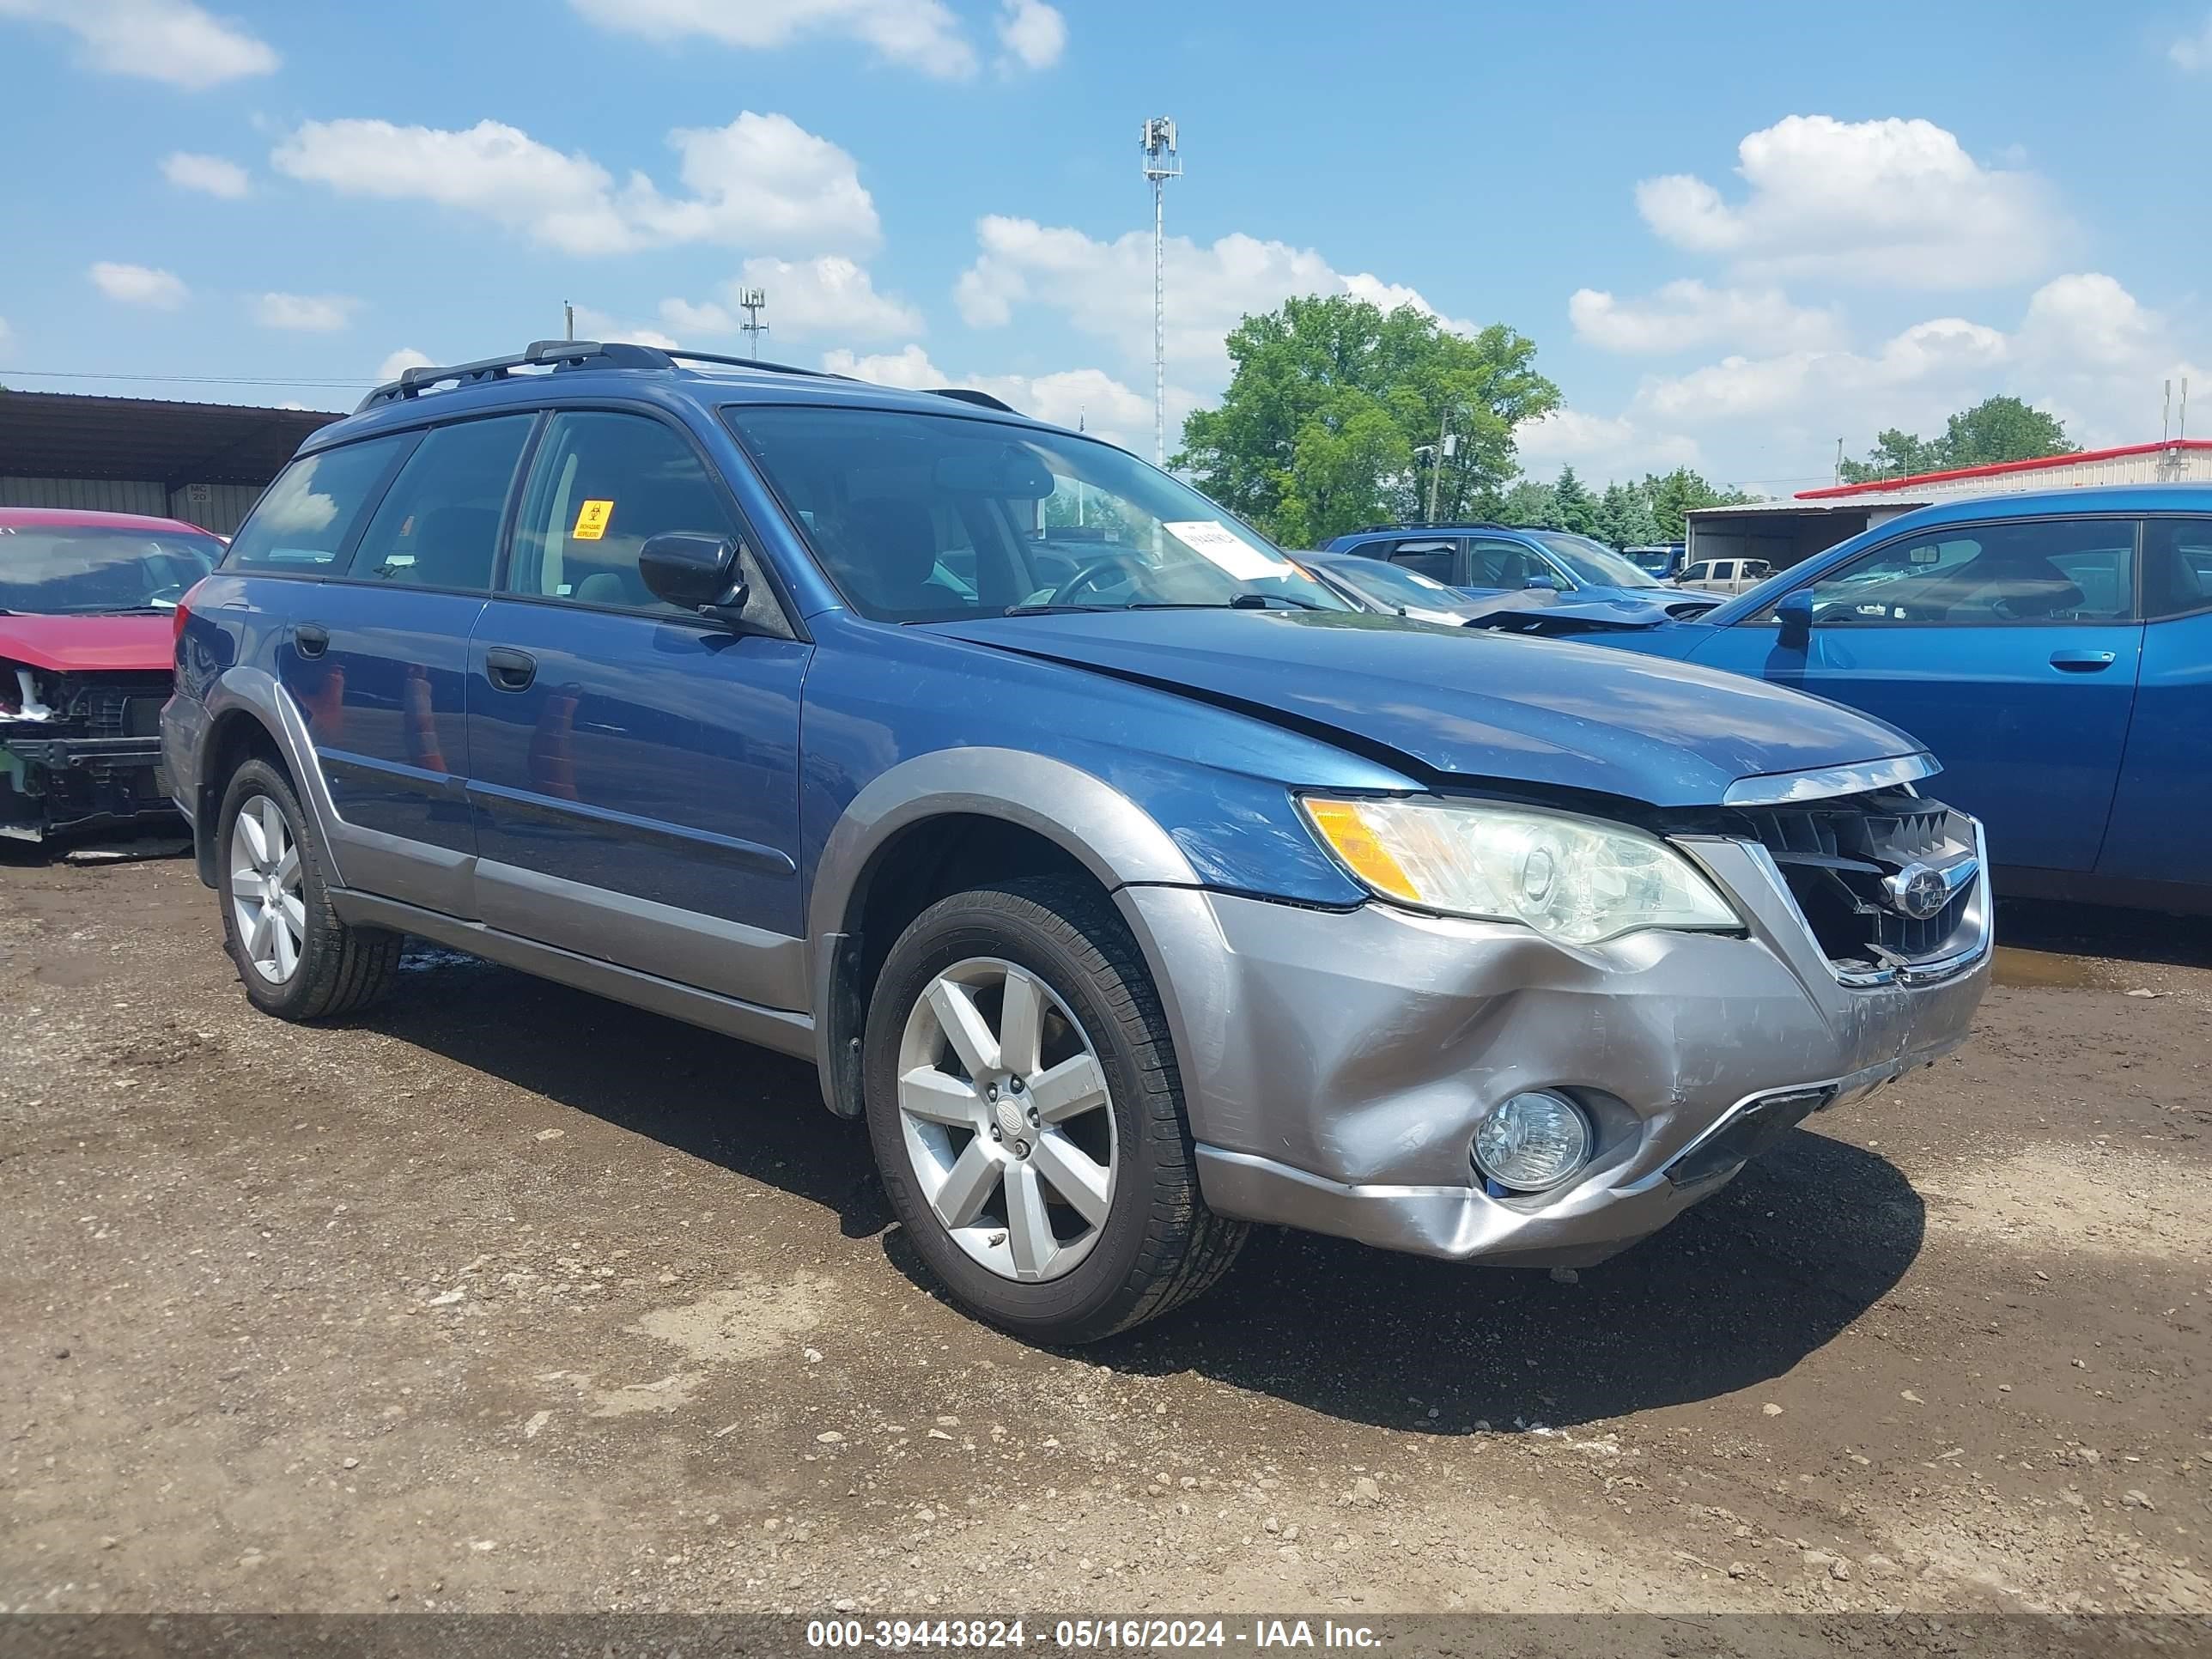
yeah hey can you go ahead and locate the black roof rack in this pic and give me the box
[354,339,1018,418]
[1340,520,1514,536]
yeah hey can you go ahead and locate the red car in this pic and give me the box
[1,506,223,842]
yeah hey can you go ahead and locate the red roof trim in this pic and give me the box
[1796,439,2212,500]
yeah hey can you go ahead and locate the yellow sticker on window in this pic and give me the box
[572,499,614,541]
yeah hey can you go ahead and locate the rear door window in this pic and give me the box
[346,415,534,590]
[1382,538,1458,582]
[224,436,410,572]
[2143,520,2212,620]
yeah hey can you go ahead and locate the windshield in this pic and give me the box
[1624,547,1673,574]
[1533,532,1663,589]
[0,524,222,615]
[1324,557,1464,611]
[723,405,1347,622]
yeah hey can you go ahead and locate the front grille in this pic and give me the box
[79,678,171,740]
[1735,787,1977,974]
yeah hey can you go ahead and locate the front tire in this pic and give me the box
[863,877,1246,1343]
[216,757,401,1020]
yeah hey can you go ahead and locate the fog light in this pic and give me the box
[1474,1091,1591,1193]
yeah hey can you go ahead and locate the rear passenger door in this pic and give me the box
[464,408,813,1012]
[254,416,532,915]
[1365,538,1462,586]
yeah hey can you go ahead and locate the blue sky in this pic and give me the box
[3,0,2209,493]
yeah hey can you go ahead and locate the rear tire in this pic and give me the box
[863,877,1246,1343]
[216,757,401,1021]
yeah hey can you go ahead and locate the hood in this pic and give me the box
[933,609,1923,809]
[1460,589,1712,635]
[0,614,174,674]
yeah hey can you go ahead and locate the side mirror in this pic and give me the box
[1522,574,1553,591]
[1776,588,1814,652]
[640,532,750,626]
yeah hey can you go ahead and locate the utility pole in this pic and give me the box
[737,288,769,360]
[1833,436,1843,486]
[1426,407,1452,523]
[563,300,574,343]
[1140,118,1181,467]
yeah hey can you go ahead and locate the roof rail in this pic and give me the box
[1342,520,1510,536]
[658,348,854,382]
[355,340,668,411]
[354,339,1026,418]
[929,387,1018,414]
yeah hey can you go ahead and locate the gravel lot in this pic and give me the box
[3,853,2208,1620]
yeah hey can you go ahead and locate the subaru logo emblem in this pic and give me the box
[1884,861,1962,921]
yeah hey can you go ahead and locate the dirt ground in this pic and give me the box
[2,852,2207,1622]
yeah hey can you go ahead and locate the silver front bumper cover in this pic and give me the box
[1121,825,1991,1268]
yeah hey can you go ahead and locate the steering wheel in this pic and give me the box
[1050,554,1148,606]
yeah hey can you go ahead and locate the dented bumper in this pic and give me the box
[1125,830,1990,1267]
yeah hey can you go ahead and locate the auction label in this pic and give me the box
[1161,520,1294,583]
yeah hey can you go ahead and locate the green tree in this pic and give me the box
[1644,466,1753,539]
[1550,465,1599,538]
[1498,477,1558,529]
[1176,294,1559,546]
[1838,396,2074,483]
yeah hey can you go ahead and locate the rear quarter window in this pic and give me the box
[224,435,410,573]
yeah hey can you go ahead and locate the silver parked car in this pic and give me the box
[1676,556,1774,596]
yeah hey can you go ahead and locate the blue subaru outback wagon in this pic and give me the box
[164,341,1988,1342]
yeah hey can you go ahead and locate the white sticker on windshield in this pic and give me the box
[1163,520,1293,583]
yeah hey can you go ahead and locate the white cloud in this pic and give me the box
[821,345,1176,450]
[0,0,275,88]
[271,112,878,257]
[2170,11,2212,70]
[955,216,1470,383]
[1513,408,1703,481]
[1542,273,2205,489]
[1635,115,2061,289]
[568,0,975,77]
[995,0,1064,70]
[661,256,920,343]
[568,306,680,351]
[161,150,249,198]
[1568,280,1844,356]
[89,261,187,308]
[255,292,359,331]
[375,347,434,383]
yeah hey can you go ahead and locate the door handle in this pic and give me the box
[293,623,329,659]
[483,647,538,692]
[2049,649,2117,672]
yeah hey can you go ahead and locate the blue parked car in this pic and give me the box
[1582,487,2212,915]
[162,340,1986,1341]
[1322,522,1722,617]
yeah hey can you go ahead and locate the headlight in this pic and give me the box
[1299,795,1739,945]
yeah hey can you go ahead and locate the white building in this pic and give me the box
[1686,439,2212,574]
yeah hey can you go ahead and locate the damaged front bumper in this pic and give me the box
[1123,829,1990,1267]
[3,668,181,842]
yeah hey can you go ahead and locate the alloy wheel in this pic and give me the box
[895,957,1117,1283]
[228,794,306,984]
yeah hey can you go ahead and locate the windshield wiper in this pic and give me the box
[1000,602,1120,617]
[1129,593,1328,612]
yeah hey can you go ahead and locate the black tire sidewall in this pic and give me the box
[863,890,1170,1340]
[216,760,331,1018]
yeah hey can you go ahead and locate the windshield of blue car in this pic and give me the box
[0,525,222,615]
[723,405,1348,623]
[1531,532,1665,589]
[1322,557,1466,611]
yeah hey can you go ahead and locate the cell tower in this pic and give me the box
[737,288,769,360]
[1140,118,1180,466]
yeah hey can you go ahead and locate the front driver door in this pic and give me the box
[1689,515,2143,874]
[464,407,813,1013]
